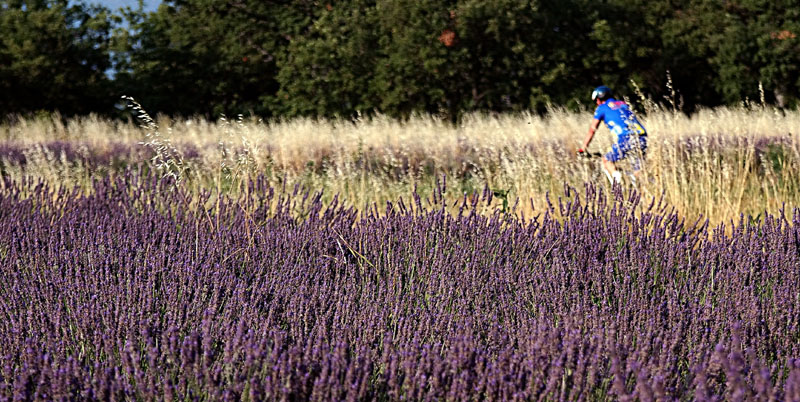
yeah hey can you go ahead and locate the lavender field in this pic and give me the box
[2,168,800,401]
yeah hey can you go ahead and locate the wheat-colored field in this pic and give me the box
[1,106,798,225]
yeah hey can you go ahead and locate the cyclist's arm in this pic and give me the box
[580,119,602,151]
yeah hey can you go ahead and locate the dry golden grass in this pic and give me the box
[1,106,799,226]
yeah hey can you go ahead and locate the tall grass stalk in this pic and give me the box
[1,107,799,225]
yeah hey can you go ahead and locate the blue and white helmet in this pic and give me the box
[591,85,612,101]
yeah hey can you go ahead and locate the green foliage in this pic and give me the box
[706,0,800,107]
[370,0,455,117]
[661,0,800,107]
[276,1,379,117]
[277,0,598,119]
[112,0,321,117]
[0,0,798,117]
[0,0,113,116]
[453,0,595,111]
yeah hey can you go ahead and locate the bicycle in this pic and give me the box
[576,149,643,187]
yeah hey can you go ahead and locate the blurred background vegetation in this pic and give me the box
[1,0,798,120]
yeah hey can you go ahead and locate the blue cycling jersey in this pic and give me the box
[593,98,647,142]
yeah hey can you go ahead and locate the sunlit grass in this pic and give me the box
[1,106,799,225]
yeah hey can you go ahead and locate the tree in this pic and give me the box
[453,0,595,112]
[112,0,321,117]
[660,0,799,108]
[276,0,380,117]
[0,0,113,117]
[586,0,723,111]
[278,0,599,119]
[706,0,800,106]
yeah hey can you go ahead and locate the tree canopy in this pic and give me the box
[0,0,797,119]
[0,0,114,115]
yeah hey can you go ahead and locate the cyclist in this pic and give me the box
[577,85,647,184]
